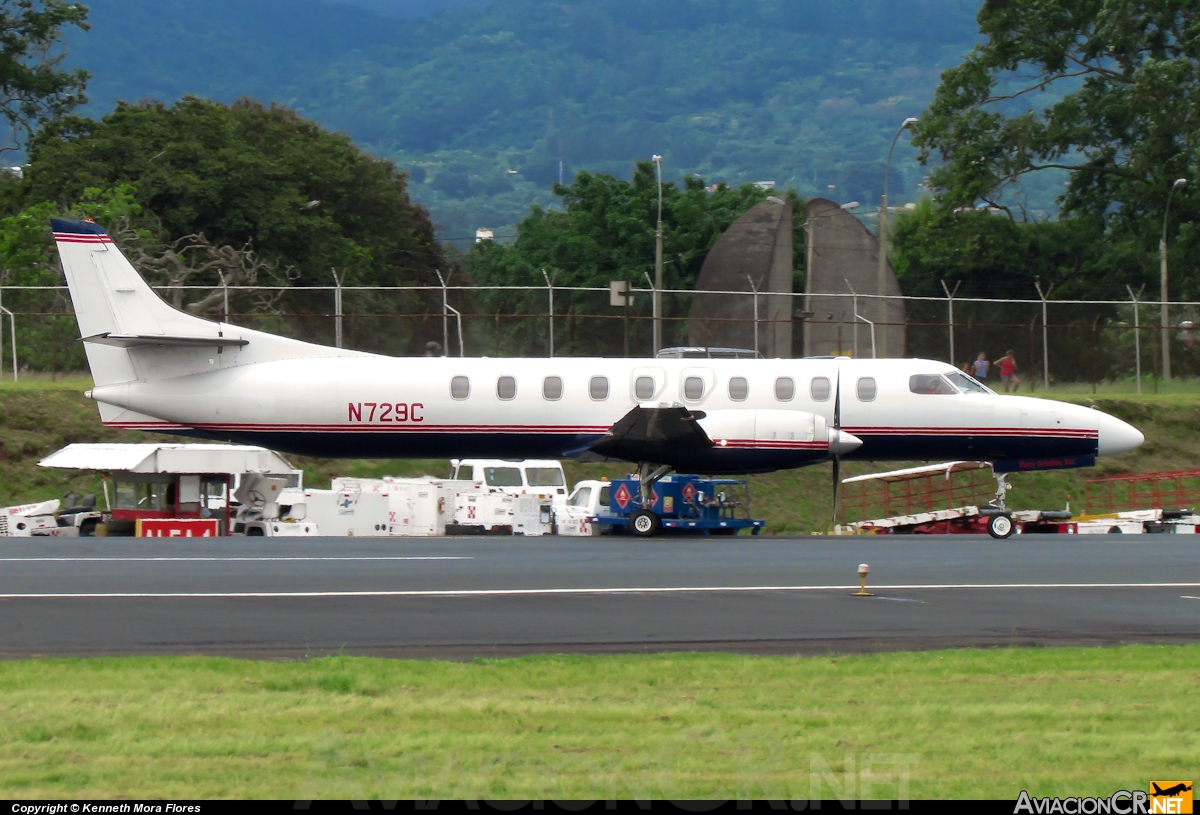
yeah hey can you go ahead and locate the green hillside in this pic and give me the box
[63,0,984,242]
[3,380,1193,533]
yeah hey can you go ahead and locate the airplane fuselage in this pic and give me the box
[89,353,1139,472]
[50,216,1144,475]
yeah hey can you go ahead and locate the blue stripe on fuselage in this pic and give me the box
[131,429,1097,472]
[845,434,1097,461]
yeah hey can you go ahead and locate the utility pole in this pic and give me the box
[878,117,917,359]
[652,154,664,354]
[1161,177,1187,380]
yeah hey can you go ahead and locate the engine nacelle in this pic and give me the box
[694,408,821,446]
[694,409,862,456]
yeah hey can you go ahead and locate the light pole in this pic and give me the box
[652,154,664,354]
[1161,177,1186,380]
[877,117,918,359]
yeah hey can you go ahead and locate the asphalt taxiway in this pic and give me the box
[0,535,1197,658]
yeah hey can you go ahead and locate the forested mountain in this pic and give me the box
[64,0,984,242]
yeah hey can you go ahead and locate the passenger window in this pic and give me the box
[728,377,748,401]
[569,487,591,508]
[774,377,795,401]
[450,376,470,400]
[634,376,655,400]
[909,374,957,395]
[857,377,877,401]
[497,376,516,400]
[684,376,704,400]
[543,376,563,400]
[590,376,609,400]
[811,376,831,401]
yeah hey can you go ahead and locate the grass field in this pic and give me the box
[2,377,1199,533]
[0,646,1195,799]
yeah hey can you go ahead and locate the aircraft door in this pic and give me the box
[630,367,666,403]
[834,364,881,433]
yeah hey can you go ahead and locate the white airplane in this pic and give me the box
[51,218,1143,533]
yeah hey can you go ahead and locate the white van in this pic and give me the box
[450,459,568,507]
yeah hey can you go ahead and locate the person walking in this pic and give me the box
[971,352,989,381]
[998,350,1020,392]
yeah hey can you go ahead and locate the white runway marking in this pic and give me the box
[1182,595,1200,600]
[0,556,473,563]
[0,582,1198,599]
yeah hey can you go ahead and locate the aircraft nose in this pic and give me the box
[1096,411,1144,457]
[829,428,863,456]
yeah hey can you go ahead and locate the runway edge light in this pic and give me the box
[854,563,874,597]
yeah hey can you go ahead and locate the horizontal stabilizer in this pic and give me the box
[582,405,713,464]
[83,333,249,348]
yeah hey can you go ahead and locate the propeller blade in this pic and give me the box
[831,363,843,534]
[833,366,841,431]
[832,454,842,533]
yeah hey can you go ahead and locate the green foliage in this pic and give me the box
[0,0,89,153]
[0,97,456,358]
[0,184,145,372]
[912,0,1200,261]
[889,204,1185,378]
[465,162,790,354]
[21,96,445,290]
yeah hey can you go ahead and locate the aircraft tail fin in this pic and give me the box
[51,218,240,387]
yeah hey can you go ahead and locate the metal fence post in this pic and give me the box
[1035,279,1054,391]
[446,303,464,356]
[940,280,960,365]
[1127,284,1144,394]
[846,279,859,358]
[745,275,763,357]
[542,268,555,357]
[331,268,344,349]
[0,287,15,382]
[435,269,448,356]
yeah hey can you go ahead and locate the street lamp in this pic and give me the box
[1161,177,1187,380]
[652,154,664,354]
[878,117,918,358]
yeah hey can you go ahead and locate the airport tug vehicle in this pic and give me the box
[563,474,764,537]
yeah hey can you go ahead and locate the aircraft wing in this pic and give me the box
[578,405,713,463]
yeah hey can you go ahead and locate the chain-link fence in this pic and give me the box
[3,283,1199,390]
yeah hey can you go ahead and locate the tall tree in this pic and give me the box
[0,0,89,154]
[912,0,1198,232]
[19,96,446,289]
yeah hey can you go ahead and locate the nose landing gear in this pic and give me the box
[986,472,1016,538]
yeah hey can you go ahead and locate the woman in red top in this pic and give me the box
[998,350,1020,392]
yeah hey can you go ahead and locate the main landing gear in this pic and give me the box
[629,462,672,538]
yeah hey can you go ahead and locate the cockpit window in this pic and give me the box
[909,374,958,395]
[946,371,991,394]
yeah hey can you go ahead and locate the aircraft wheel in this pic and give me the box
[987,513,1015,539]
[630,509,662,537]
